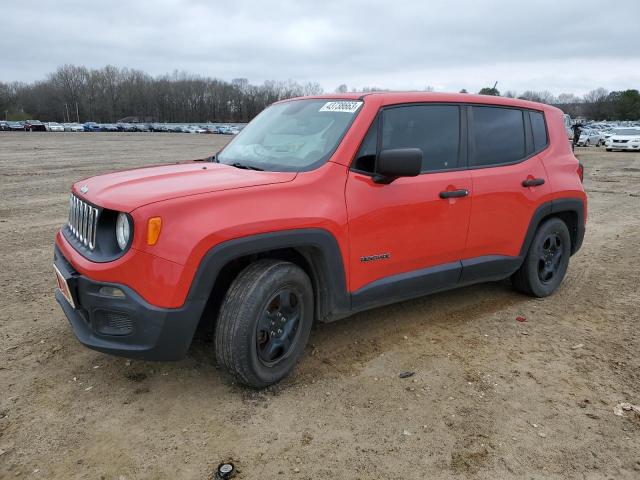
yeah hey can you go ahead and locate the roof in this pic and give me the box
[286,91,551,111]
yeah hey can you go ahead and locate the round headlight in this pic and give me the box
[115,212,131,250]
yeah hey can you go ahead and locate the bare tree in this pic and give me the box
[556,93,581,104]
[518,90,557,104]
[302,82,323,96]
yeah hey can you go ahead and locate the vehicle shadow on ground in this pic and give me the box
[185,279,529,390]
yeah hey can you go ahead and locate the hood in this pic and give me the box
[72,162,297,212]
[610,135,640,140]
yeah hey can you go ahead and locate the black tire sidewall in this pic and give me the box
[247,275,313,385]
[523,218,571,297]
[216,261,314,388]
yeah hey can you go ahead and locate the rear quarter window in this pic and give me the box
[529,111,548,152]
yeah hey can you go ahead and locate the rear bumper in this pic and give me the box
[54,245,206,361]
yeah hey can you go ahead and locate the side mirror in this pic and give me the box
[373,148,422,184]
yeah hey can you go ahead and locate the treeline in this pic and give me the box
[1,65,639,122]
[476,86,640,120]
[0,65,323,123]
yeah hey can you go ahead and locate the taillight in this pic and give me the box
[577,163,584,183]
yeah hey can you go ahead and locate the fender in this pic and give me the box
[519,198,586,257]
[184,228,351,322]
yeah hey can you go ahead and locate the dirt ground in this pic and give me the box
[0,133,639,480]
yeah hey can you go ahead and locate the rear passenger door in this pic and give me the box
[465,106,552,260]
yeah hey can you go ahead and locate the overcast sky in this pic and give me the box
[3,0,639,95]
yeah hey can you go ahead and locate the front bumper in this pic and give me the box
[54,245,206,361]
[607,143,640,150]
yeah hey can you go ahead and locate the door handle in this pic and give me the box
[439,189,469,199]
[522,178,545,187]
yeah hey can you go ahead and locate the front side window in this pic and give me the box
[217,99,362,172]
[471,106,525,166]
[381,105,460,172]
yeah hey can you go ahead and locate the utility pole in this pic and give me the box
[65,103,71,123]
[75,102,80,123]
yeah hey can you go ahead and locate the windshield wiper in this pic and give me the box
[230,162,264,171]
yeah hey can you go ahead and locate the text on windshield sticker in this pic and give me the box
[319,101,363,113]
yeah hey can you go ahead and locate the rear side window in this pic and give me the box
[529,111,548,152]
[381,105,460,172]
[471,106,525,166]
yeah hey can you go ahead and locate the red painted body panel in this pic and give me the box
[345,170,472,291]
[56,92,586,311]
[55,231,189,308]
[465,156,552,259]
[72,162,297,213]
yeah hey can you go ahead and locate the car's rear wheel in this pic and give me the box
[215,259,314,388]
[511,218,571,297]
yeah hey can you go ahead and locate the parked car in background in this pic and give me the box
[0,121,9,131]
[100,124,120,132]
[24,120,47,132]
[150,123,168,132]
[605,127,640,151]
[576,129,604,146]
[204,125,221,134]
[83,122,102,132]
[134,123,151,132]
[563,114,573,140]
[185,125,207,134]
[45,122,65,132]
[6,121,25,131]
[63,123,85,132]
[116,123,134,132]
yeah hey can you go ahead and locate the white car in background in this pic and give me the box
[45,122,65,132]
[185,125,207,134]
[605,127,640,151]
[563,114,572,140]
[63,123,85,132]
[576,129,604,147]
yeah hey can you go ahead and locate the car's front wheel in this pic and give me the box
[511,217,571,297]
[215,259,314,388]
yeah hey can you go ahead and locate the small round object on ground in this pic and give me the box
[216,462,235,479]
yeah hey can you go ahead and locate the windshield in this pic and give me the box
[217,99,363,171]
[613,128,640,136]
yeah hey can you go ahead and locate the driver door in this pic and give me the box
[346,104,472,299]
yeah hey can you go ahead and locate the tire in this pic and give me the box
[215,259,314,388]
[606,148,612,152]
[511,217,571,297]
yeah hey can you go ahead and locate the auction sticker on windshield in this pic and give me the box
[319,101,363,113]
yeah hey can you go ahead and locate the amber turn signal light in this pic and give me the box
[147,217,162,245]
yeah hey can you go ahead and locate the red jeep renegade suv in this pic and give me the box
[54,93,586,388]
